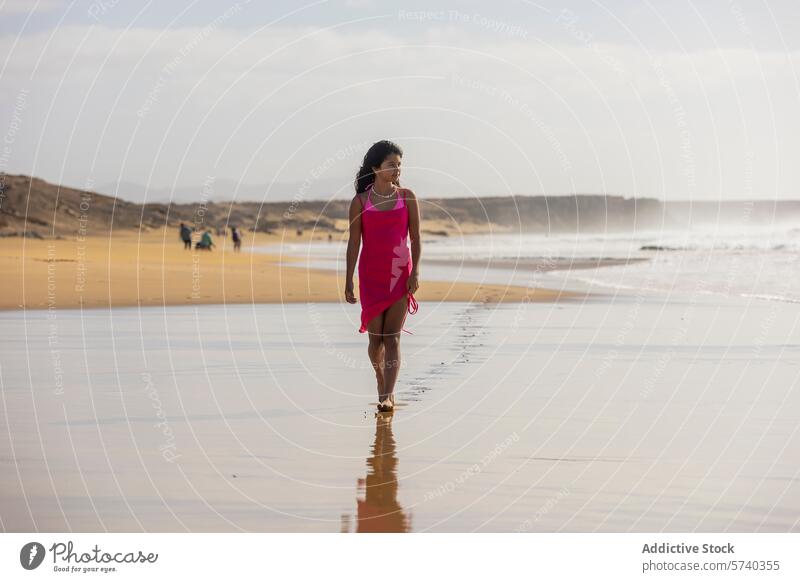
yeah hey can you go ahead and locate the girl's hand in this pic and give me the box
[407,272,419,294]
[344,280,357,303]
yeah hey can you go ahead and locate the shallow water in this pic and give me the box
[1,295,798,532]
[260,227,800,303]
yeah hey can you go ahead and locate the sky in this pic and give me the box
[0,0,798,203]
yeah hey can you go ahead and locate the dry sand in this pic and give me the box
[0,226,576,312]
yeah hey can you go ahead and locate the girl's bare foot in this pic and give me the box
[377,397,394,412]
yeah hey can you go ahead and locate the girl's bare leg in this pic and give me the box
[366,312,387,400]
[381,296,409,404]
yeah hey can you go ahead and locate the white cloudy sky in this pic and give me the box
[1,0,798,202]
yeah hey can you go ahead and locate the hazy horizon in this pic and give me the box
[2,0,799,202]
[27,173,800,206]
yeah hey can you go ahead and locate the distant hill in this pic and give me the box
[0,174,298,237]
[95,178,351,205]
[1,174,798,238]
[0,174,168,238]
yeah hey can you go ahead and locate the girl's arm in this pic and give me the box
[345,196,362,300]
[406,190,421,277]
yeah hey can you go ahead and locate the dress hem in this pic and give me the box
[358,292,417,335]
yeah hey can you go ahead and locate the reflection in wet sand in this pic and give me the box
[5,301,798,532]
[342,413,411,532]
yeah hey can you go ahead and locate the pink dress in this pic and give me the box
[358,184,419,334]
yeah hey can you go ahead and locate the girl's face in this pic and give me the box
[372,153,401,184]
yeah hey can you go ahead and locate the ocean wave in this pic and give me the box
[739,293,800,304]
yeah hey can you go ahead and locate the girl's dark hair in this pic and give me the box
[354,140,403,194]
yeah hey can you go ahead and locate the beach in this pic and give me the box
[0,227,570,312]
[1,227,799,532]
[1,295,797,532]
[3,3,800,576]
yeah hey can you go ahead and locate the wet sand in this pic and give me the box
[1,295,797,532]
[423,256,649,272]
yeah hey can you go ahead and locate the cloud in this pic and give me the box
[0,0,64,15]
[0,21,798,200]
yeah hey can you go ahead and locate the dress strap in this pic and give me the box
[401,293,418,334]
[407,292,418,314]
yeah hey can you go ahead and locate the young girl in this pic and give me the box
[344,140,421,413]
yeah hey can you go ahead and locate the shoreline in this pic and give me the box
[0,227,581,312]
[423,256,649,272]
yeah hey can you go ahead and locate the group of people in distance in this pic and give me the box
[179,223,242,252]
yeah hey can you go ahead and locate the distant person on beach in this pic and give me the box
[344,140,421,413]
[196,229,215,250]
[231,226,242,252]
[179,222,192,250]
